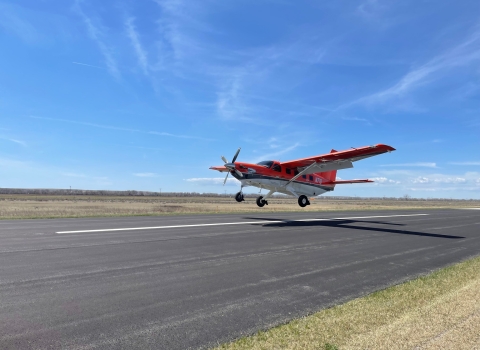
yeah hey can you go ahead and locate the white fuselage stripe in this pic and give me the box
[56,214,429,234]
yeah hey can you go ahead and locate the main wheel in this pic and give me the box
[235,191,244,202]
[298,195,308,207]
[256,196,266,207]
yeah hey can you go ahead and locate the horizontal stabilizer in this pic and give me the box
[322,179,373,185]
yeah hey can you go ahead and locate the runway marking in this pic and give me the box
[56,214,429,234]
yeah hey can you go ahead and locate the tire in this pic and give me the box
[256,196,266,207]
[298,195,308,207]
[235,192,244,202]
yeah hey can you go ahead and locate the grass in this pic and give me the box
[0,194,479,220]
[215,255,480,350]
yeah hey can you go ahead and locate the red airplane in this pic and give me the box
[210,144,395,207]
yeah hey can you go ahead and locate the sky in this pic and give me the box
[0,0,479,199]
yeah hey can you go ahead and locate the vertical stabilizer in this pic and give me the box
[319,149,338,183]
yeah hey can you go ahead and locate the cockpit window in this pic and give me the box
[272,164,281,172]
[257,161,273,168]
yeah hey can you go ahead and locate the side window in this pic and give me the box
[286,168,291,175]
[294,169,299,176]
[302,175,306,179]
[272,164,281,172]
[309,175,313,181]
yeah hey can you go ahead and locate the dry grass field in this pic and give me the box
[0,194,475,219]
[0,194,479,220]
[217,255,480,350]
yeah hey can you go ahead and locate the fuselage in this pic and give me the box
[229,160,334,197]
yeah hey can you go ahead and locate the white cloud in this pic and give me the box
[357,0,390,22]
[412,176,430,184]
[62,172,87,178]
[148,131,213,141]
[371,176,400,184]
[434,177,467,184]
[0,157,29,168]
[381,162,438,168]
[133,173,158,178]
[61,172,109,181]
[449,161,480,166]
[341,116,369,123]
[411,175,470,185]
[186,177,241,186]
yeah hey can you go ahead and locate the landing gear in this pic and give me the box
[256,195,268,207]
[298,195,310,207]
[235,191,244,202]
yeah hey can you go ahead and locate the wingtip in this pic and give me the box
[376,144,396,152]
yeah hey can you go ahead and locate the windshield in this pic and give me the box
[256,161,274,168]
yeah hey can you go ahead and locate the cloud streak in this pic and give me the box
[186,177,240,186]
[250,143,301,163]
[0,137,27,147]
[29,116,212,141]
[74,1,120,80]
[335,24,480,110]
[449,161,480,166]
[125,17,149,75]
[72,61,105,69]
[380,162,438,168]
[133,173,158,177]
[0,3,39,44]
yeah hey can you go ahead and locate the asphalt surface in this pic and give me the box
[1,208,479,349]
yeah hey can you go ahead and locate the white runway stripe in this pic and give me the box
[56,214,429,234]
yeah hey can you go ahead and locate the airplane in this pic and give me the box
[210,144,395,207]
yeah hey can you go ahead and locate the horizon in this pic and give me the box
[1,1,479,199]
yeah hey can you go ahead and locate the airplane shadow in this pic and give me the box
[242,217,465,240]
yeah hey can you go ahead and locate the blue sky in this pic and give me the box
[0,0,479,198]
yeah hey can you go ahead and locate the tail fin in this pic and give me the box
[320,149,338,182]
[322,169,337,182]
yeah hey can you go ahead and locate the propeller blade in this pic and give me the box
[223,172,229,185]
[231,147,241,163]
[221,156,228,164]
[234,169,243,178]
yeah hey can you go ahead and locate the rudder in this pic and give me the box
[319,149,337,182]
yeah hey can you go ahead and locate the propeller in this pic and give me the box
[221,147,242,185]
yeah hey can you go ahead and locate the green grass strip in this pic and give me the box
[215,255,480,350]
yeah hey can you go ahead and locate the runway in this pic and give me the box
[0,209,479,349]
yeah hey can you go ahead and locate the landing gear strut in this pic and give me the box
[235,191,244,202]
[256,195,268,207]
[298,195,310,207]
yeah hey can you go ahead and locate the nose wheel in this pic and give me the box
[298,195,310,207]
[235,191,245,202]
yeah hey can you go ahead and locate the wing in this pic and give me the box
[209,165,230,173]
[280,144,395,175]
